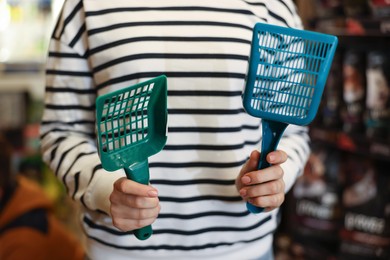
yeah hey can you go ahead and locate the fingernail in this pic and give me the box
[242,176,251,184]
[268,154,275,162]
[148,190,158,197]
[240,189,247,197]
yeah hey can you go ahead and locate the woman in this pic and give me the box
[40,1,309,259]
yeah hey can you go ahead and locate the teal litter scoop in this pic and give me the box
[242,23,338,213]
[96,75,168,240]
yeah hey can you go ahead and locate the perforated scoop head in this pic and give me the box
[96,75,167,172]
[243,23,338,126]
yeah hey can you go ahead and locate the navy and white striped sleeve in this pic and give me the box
[40,0,123,214]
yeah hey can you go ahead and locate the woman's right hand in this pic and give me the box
[109,177,160,231]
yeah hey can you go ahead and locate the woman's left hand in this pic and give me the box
[236,149,287,212]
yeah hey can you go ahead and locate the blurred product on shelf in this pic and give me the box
[342,50,366,134]
[287,145,343,259]
[0,90,29,150]
[295,0,390,35]
[0,89,43,150]
[343,0,370,17]
[0,91,28,131]
[339,156,390,260]
[0,135,85,260]
[294,0,345,32]
[345,17,390,36]
[365,51,390,141]
[369,0,390,18]
[322,50,343,129]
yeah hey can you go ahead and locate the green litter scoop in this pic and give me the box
[96,75,168,240]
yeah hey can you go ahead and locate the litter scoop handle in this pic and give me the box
[246,120,288,214]
[124,160,153,240]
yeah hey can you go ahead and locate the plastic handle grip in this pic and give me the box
[246,120,288,214]
[124,160,153,240]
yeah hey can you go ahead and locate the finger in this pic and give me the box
[267,150,288,165]
[241,179,285,198]
[241,165,284,186]
[247,193,285,209]
[112,192,160,209]
[114,177,158,197]
[113,215,158,232]
[241,150,260,174]
[128,195,160,209]
[111,202,161,219]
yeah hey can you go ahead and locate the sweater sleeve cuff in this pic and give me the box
[280,157,303,193]
[85,169,125,215]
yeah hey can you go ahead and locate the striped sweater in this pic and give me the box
[40,0,310,259]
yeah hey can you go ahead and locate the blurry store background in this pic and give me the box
[0,0,389,259]
[277,1,390,259]
[0,0,83,239]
